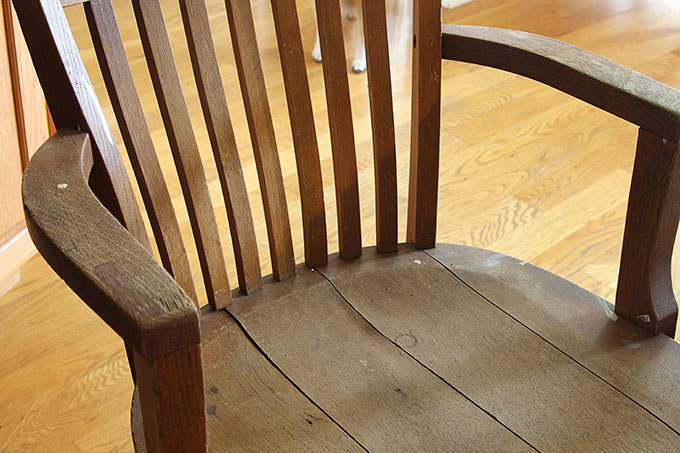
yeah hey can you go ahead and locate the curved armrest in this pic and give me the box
[22,129,199,359]
[442,25,680,141]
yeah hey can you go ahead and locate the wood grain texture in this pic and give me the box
[7,1,680,451]
[314,0,362,260]
[134,345,205,453]
[320,245,680,450]
[270,0,327,269]
[224,0,295,280]
[361,0,398,254]
[180,0,262,294]
[616,129,680,336]
[407,0,441,248]
[3,0,28,168]
[84,0,197,304]
[428,243,680,434]
[22,130,199,359]
[133,309,363,452]
[12,0,149,249]
[442,24,680,141]
[228,266,532,451]
[131,0,231,309]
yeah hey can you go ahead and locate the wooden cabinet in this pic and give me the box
[0,0,50,293]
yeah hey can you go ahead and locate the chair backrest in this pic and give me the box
[14,0,442,312]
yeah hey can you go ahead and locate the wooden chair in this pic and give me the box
[16,0,680,450]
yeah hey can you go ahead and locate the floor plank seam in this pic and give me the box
[314,267,540,452]
[423,249,680,438]
[220,308,371,452]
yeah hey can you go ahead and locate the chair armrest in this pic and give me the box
[22,129,199,359]
[442,25,680,141]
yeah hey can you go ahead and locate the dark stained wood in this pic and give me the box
[319,245,680,450]
[441,25,680,142]
[407,0,441,249]
[131,0,231,309]
[134,345,205,453]
[84,0,197,304]
[223,0,295,281]
[270,0,327,269]
[3,0,28,169]
[179,0,262,294]
[616,129,680,336]
[228,266,532,451]
[22,130,200,359]
[314,0,362,260]
[132,309,364,452]
[361,0,398,254]
[428,243,680,433]
[13,0,150,248]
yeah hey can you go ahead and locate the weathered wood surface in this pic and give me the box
[179,0,262,295]
[224,0,296,281]
[228,265,532,451]
[133,309,363,453]
[270,0,327,269]
[427,243,680,434]
[616,129,680,336]
[320,245,680,450]
[131,0,231,309]
[442,25,680,141]
[22,130,199,359]
[84,0,197,304]
[314,0,362,260]
[407,0,441,249]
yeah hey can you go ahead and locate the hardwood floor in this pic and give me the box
[2,0,680,450]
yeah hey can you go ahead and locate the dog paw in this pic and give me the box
[442,0,473,9]
[311,48,322,63]
[352,59,367,73]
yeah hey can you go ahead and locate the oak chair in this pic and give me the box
[16,0,680,450]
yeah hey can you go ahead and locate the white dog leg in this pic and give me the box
[312,29,322,63]
[351,40,367,73]
[442,0,474,9]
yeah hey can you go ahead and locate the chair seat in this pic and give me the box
[132,243,680,451]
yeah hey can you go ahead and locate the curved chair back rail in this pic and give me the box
[14,1,680,451]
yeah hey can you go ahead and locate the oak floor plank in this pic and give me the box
[319,245,680,451]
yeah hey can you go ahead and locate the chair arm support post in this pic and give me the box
[616,129,680,337]
[22,129,200,358]
[135,345,206,453]
[442,25,680,142]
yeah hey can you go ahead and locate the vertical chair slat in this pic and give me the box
[314,0,362,260]
[85,0,197,304]
[270,0,327,269]
[13,0,150,249]
[179,0,262,294]
[131,0,230,309]
[224,0,295,280]
[407,0,441,249]
[361,0,398,254]
[616,128,680,337]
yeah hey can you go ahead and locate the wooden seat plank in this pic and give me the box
[427,243,680,434]
[318,245,680,451]
[132,309,363,452]
[227,267,532,451]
